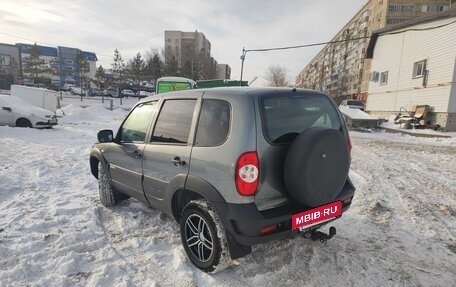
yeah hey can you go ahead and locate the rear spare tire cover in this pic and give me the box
[284,127,349,207]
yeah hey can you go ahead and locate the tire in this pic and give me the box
[16,118,32,128]
[284,127,349,207]
[98,162,129,207]
[180,200,231,273]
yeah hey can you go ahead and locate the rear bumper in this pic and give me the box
[215,179,355,247]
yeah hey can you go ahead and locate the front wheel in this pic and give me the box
[16,118,32,128]
[180,200,231,273]
[98,162,129,206]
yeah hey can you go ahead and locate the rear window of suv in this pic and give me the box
[260,92,343,144]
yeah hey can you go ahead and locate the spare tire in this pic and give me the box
[284,127,349,207]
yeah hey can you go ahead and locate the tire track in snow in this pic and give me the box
[350,136,456,284]
[353,137,456,239]
[95,202,249,287]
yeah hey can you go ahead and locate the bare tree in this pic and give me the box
[265,65,289,87]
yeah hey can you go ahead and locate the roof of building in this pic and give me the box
[0,42,20,49]
[17,43,58,57]
[366,9,456,58]
[82,51,98,61]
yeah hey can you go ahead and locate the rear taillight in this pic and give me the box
[348,137,352,151]
[235,151,259,196]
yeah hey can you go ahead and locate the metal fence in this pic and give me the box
[61,95,114,111]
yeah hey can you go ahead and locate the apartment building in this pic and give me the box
[165,31,211,68]
[164,30,230,80]
[216,64,231,79]
[295,0,453,103]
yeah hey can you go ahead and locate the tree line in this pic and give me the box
[21,44,210,90]
[97,47,217,90]
[20,43,291,90]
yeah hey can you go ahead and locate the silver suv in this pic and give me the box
[89,87,355,273]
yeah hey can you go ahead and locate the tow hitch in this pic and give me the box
[305,227,336,243]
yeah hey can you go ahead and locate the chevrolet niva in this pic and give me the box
[89,87,355,273]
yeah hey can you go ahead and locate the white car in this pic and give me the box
[0,95,58,128]
[70,86,87,96]
[339,99,365,111]
[120,89,135,97]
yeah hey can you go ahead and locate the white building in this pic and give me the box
[365,10,456,131]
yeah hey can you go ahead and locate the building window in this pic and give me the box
[413,60,427,78]
[389,4,415,12]
[422,5,448,12]
[370,71,379,82]
[65,59,74,64]
[380,71,388,85]
[387,17,411,25]
[0,54,11,66]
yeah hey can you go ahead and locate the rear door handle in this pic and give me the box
[171,156,186,166]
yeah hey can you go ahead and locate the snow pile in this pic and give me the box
[60,104,127,122]
[0,107,455,286]
[379,114,400,129]
[339,106,378,120]
[379,115,456,138]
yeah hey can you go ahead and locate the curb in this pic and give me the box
[380,127,452,138]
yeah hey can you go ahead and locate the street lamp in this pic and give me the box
[240,48,246,86]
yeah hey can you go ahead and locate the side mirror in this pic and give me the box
[2,107,12,112]
[97,129,114,143]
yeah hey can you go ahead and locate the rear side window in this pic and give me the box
[195,99,230,146]
[151,99,196,144]
[260,93,343,144]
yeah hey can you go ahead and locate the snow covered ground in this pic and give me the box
[1,105,455,286]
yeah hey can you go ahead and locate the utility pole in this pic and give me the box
[240,48,246,86]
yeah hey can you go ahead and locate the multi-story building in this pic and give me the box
[216,64,231,79]
[295,0,453,103]
[16,43,97,89]
[0,43,21,90]
[58,46,97,88]
[18,43,60,87]
[165,30,211,68]
[164,30,226,80]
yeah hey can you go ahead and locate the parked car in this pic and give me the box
[70,86,86,96]
[90,88,103,97]
[62,83,75,92]
[0,95,58,128]
[339,99,365,111]
[103,88,118,97]
[89,87,355,273]
[120,89,135,97]
[135,90,152,98]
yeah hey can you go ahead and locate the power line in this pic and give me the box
[243,19,456,54]
[244,36,370,53]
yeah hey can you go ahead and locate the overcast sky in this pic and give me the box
[0,0,367,86]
